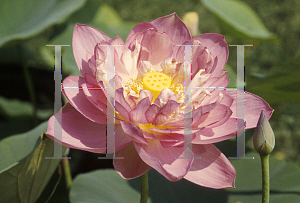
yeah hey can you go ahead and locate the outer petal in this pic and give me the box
[193,33,228,78]
[115,121,133,151]
[151,13,192,44]
[184,144,236,189]
[139,30,175,66]
[134,139,193,181]
[196,104,232,129]
[73,24,111,76]
[193,118,243,144]
[126,22,156,42]
[81,81,107,114]
[62,75,107,124]
[114,142,151,179]
[46,103,106,153]
[225,90,274,129]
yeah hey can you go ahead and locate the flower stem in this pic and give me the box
[260,154,270,203]
[61,158,72,191]
[140,172,149,203]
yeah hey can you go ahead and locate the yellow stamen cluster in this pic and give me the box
[169,83,184,98]
[125,78,143,95]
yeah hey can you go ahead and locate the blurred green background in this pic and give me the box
[0,0,300,202]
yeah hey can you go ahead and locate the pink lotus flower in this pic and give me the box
[46,13,273,189]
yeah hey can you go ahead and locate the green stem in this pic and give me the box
[260,154,270,203]
[61,158,72,191]
[140,172,149,203]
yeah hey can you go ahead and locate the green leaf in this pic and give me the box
[0,122,67,203]
[227,152,300,202]
[0,96,54,120]
[41,3,136,76]
[0,96,34,118]
[0,122,47,171]
[201,0,275,40]
[247,68,300,104]
[70,169,142,203]
[70,151,300,203]
[0,0,86,47]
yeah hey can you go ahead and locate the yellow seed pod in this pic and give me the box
[142,72,171,101]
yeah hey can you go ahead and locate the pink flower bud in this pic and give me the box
[253,111,275,155]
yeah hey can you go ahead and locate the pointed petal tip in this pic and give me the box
[150,12,192,44]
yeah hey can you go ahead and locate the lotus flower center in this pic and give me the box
[143,71,171,100]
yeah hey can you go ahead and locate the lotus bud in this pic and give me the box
[253,111,275,155]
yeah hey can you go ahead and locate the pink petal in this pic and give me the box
[73,24,111,76]
[158,100,180,116]
[81,81,107,114]
[94,43,106,61]
[139,30,175,65]
[46,103,106,153]
[84,73,100,87]
[175,40,208,78]
[130,97,151,124]
[88,56,97,78]
[127,22,156,42]
[120,121,148,145]
[150,128,200,139]
[151,13,192,44]
[115,101,130,121]
[160,140,184,148]
[115,53,131,83]
[153,113,170,126]
[219,94,234,107]
[145,104,161,123]
[193,33,228,78]
[193,118,243,144]
[122,29,153,79]
[184,144,236,189]
[195,47,210,75]
[158,112,186,128]
[200,88,224,107]
[114,122,133,151]
[62,75,107,124]
[109,36,124,56]
[115,88,132,112]
[225,90,274,129]
[154,88,177,106]
[138,89,153,104]
[143,130,184,142]
[134,139,193,181]
[208,71,230,88]
[114,142,151,179]
[196,104,232,129]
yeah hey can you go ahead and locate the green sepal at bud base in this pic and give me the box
[253,111,275,155]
